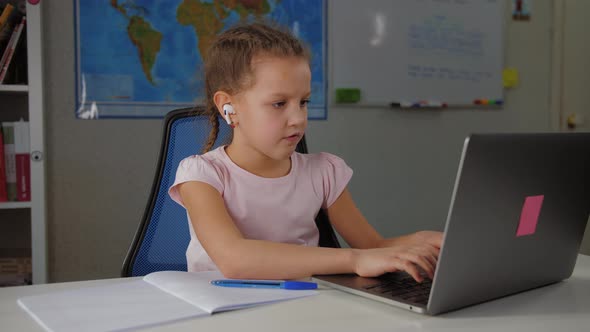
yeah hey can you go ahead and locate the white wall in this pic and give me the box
[44,1,161,281]
[42,0,588,282]
[308,0,556,237]
[560,0,590,254]
[562,0,590,132]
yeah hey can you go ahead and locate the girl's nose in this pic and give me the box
[287,104,307,127]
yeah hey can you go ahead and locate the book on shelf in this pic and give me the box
[0,3,14,31]
[0,16,16,73]
[13,118,29,201]
[0,1,23,62]
[0,124,7,201]
[0,3,15,53]
[1,119,28,202]
[1,121,16,201]
[0,248,32,287]
[0,14,25,84]
[0,256,32,286]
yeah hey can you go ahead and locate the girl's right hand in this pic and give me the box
[351,243,439,282]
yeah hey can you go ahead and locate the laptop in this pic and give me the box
[313,133,590,315]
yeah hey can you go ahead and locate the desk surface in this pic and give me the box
[2,255,589,332]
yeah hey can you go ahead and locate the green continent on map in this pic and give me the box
[177,0,271,59]
[127,16,162,85]
[111,1,162,85]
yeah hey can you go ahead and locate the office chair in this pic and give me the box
[122,107,340,277]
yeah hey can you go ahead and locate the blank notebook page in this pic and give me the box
[17,279,204,332]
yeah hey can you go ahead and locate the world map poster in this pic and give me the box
[75,0,327,119]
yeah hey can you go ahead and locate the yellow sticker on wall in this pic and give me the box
[503,68,519,88]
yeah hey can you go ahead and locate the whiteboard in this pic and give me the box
[331,0,505,105]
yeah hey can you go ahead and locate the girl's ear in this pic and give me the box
[213,91,232,118]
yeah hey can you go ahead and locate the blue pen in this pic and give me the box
[211,279,317,290]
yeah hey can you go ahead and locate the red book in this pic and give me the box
[15,152,29,201]
[0,125,7,201]
[13,120,29,201]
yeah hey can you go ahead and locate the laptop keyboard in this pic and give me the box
[363,273,432,305]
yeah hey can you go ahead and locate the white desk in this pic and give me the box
[2,255,589,332]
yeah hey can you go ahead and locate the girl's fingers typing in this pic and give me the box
[397,246,438,280]
[355,244,442,280]
[406,253,434,280]
[394,260,423,282]
[423,246,439,273]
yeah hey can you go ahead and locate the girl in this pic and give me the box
[169,22,442,282]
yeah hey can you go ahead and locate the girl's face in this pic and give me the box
[232,55,311,161]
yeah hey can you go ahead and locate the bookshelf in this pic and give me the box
[0,201,31,209]
[0,84,27,92]
[0,1,46,284]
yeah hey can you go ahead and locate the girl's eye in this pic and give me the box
[300,99,310,107]
[272,101,286,108]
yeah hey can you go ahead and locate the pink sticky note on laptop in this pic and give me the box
[516,195,544,237]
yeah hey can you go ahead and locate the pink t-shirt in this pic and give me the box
[168,146,353,272]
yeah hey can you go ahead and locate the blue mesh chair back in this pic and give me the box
[122,108,340,277]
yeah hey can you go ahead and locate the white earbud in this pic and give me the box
[223,104,235,125]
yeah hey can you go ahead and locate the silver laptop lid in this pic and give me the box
[428,133,590,314]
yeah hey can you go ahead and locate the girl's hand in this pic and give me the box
[379,231,444,250]
[407,231,443,249]
[351,242,439,282]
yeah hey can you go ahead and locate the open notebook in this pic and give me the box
[17,271,317,332]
